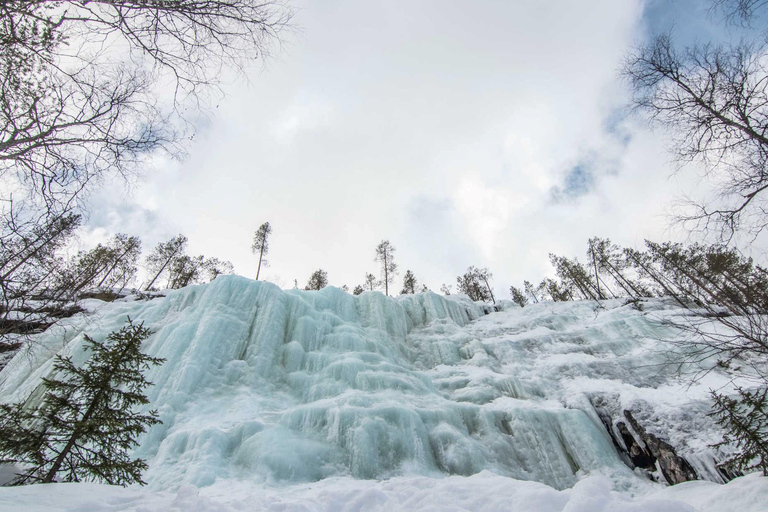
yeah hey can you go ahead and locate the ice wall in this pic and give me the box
[0,276,692,491]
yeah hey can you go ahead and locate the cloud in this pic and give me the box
[83,0,733,301]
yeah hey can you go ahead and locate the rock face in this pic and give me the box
[589,394,719,486]
[615,419,656,471]
[622,410,699,485]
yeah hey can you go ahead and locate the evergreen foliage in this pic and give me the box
[252,222,272,281]
[305,269,328,290]
[509,285,527,307]
[0,319,164,486]
[352,285,364,296]
[144,235,233,290]
[401,270,418,295]
[456,266,495,303]
[364,273,378,292]
[374,240,397,296]
[515,236,768,474]
[67,234,141,296]
[144,235,188,290]
[710,386,768,476]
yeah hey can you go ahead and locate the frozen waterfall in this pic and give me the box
[0,275,728,493]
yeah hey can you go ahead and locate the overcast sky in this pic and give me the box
[83,0,752,297]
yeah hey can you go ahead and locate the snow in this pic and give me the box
[1,472,767,512]
[0,275,766,511]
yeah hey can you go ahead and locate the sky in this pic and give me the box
[82,0,757,297]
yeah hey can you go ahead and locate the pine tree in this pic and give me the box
[202,258,235,282]
[374,240,397,296]
[252,222,272,281]
[144,235,187,291]
[364,272,378,291]
[352,285,364,295]
[710,386,768,476]
[0,319,164,486]
[523,281,539,303]
[400,270,417,295]
[456,266,495,303]
[509,285,528,307]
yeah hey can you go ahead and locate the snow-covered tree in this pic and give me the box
[353,285,364,295]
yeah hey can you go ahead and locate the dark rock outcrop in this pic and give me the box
[623,410,699,485]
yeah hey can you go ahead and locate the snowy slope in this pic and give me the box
[0,275,765,511]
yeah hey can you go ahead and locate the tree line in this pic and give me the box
[252,223,499,302]
[0,217,234,351]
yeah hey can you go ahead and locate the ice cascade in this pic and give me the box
[0,276,678,491]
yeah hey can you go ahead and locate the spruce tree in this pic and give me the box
[509,285,528,307]
[0,318,164,486]
[364,272,378,291]
[304,269,328,290]
[710,386,768,476]
[400,270,417,295]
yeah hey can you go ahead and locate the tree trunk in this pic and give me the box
[256,246,264,280]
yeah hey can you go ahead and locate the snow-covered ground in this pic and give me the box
[0,275,765,511]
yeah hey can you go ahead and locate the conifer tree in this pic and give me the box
[364,272,378,292]
[400,270,417,295]
[374,240,397,296]
[352,285,364,295]
[0,319,164,486]
[523,281,539,303]
[202,258,235,282]
[252,222,272,281]
[456,266,495,303]
[710,386,768,476]
[440,284,452,295]
[304,269,328,290]
[144,235,187,291]
[509,285,528,307]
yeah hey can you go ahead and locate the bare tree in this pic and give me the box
[0,0,291,349]
[0,1,292,208]
[624,33,768,242]
[712,0,768,24]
